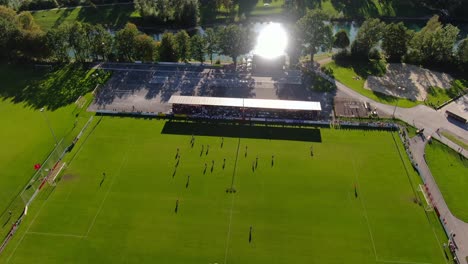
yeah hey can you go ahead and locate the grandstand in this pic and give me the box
[169,95,321,120]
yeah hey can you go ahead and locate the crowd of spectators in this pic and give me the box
[172,104,319,120]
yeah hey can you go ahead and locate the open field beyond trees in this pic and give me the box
[0,118,449,263]
[426,139,468,222]
[28,0,443,32]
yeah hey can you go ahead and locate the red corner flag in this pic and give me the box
[34,163,41,170]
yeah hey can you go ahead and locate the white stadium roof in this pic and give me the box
[168,96,321,111]
[168,96,244,108]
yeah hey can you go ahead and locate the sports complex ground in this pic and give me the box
[0,117,451,263]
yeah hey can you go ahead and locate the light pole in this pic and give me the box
[40,107,58,145]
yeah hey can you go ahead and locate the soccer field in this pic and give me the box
[1,117,449,264]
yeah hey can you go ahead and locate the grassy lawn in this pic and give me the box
[32,4,139,31]
[426,139,468,222]
[425,80,467,109]
[0,63,110,241]
[441,131,468,150]
[0,118,449,263]
[324,61,421,108]
[316,0,433,18]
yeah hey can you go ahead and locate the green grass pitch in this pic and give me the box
[1,117,448,263]
[425,139,468,222]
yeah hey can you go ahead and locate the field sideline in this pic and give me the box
[0,117,449,263]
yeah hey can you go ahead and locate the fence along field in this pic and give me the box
[0,118,449,264]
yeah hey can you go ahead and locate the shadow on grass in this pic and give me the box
[330,0,380,17]
[334,57,386,79]
[76,4,136,28]
[53,8,75,28]
[161,121,322,142]
[0,63,110,110]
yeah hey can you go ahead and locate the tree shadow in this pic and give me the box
[0,63,109,110]
[76,4,135,28]
[330,0,380,17]
[161,121,322,142]
[53,8,75,28]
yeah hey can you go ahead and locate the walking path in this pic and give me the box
[316,68,468,263]
[409,136,468,264]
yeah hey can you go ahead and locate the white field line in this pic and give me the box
[223,138,241,264]
[222,194,236,264]
[351,159,378,260]
[26,231,84,239]
[52,163,66,182]
[85,144,130,237]
[6,196,50,263]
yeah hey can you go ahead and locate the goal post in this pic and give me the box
[418,184,434,212]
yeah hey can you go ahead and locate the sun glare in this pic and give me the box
[253,23,288,59]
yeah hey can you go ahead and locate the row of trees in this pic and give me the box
[0,6,254,66]
[134,0,264,25]
[349,15,467,71]
[295,10,468,73]
[2,5,467,73]
[134,0,199,27]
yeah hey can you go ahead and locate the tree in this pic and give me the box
[17,11,39,31]
[174,30,191,62]
[89,24,113,61]
[238,0,258,18]
[0,6,19,58]
[296,10,333,61]
[456,38,468,72]
[134,0,199,26]
[333,30,350,50]
[199,0,220,23]
[174,0,199,27]
[218,24,253,69]
[190,34,206,63]
[351,18,385,58]
[134,0,172,21]
[68,22,90,62]
[45,25,70,62]
[158,32,178,62]
[115,23,139,61]
[407,16,459,65]
[286,25,302,67]
[381,22,413,62]
[134,34,157,61]
[17,19,47,60]
[204,27,218,64]
[18,30,48,60]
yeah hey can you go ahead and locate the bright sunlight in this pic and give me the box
[253,23,288,59]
